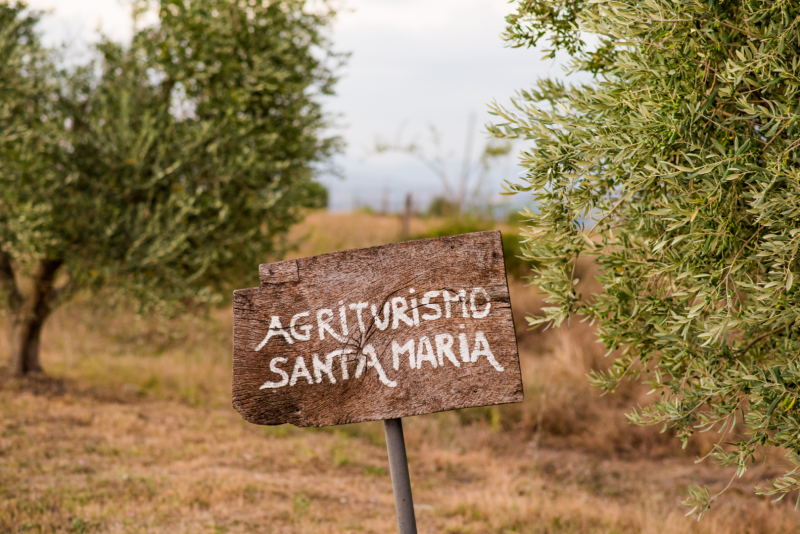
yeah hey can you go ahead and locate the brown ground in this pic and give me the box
[2,211,799,533]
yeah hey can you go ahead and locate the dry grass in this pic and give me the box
[2,211,799,533]
[284,210,440,259]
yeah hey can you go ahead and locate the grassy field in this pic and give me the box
[2,211,799,533]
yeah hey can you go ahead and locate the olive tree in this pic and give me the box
[0,0,341,376]
[491,0,800,514]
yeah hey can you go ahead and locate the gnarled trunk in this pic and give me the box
[4,257,62,377]
[9,309,46,375]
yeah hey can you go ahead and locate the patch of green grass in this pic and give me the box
[262,424,296,438]
[326,421,385,448]
[292,492,311,519]
[363,465,385,477]
[332,447,351,468]
[69,517,88,534]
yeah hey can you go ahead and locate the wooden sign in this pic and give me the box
[232,230,523,427]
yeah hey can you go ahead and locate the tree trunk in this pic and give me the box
[6,259,62,377]
[9,310,45,375]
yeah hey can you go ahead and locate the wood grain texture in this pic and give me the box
[233,230,523,427]
[259,260,299,285]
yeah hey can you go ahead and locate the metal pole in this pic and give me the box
[383,418,418,534]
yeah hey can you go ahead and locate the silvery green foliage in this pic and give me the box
[0,1,340,312]
[490,0,800,516]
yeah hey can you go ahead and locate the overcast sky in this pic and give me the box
[27,0,574,212]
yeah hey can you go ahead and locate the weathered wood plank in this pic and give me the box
[233,230,523,427]
[259,259,299,285]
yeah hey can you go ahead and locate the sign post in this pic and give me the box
[384,418,417,533]
[232,231,523,531]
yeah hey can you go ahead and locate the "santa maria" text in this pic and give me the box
[255,287,503,390]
